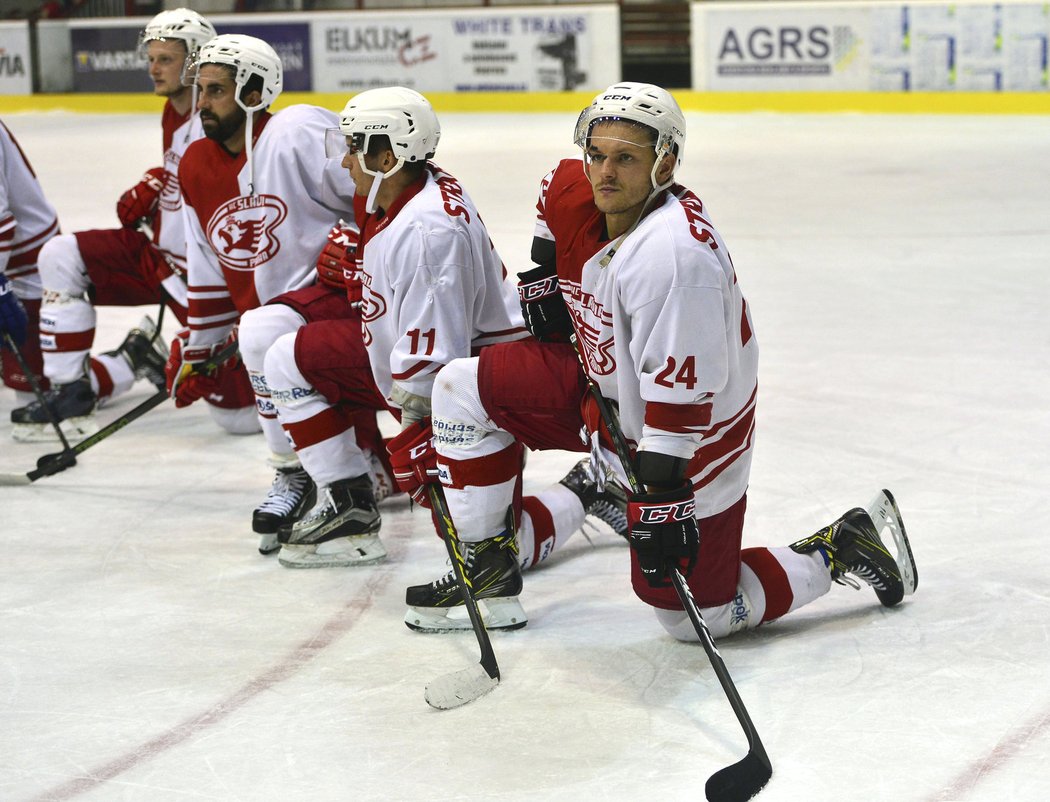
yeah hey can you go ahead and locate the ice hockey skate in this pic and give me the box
[558,458,629,539]
[104,315,169,390]
[277,474,384,568]
[790,491,916,607]
[253,465,316,555]
[404,532,527,632]
[10,375,98,443]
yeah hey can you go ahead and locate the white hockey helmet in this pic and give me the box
[338,86,440,165]
[574,82,686,175]
[139,8,216,58]
[192,34,282,113]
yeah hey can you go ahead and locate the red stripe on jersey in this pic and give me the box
[392,360,438,382]
[43,329,95,352]
[282,406,352,451]
[188,294,237,320]
[645,400,712,432]
[8,220,60,266]
[0,217,14,239]
[687,387,757,490]
[437,442,522,490]
[741,547,794,622]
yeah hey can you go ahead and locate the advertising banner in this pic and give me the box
[0,22,32,96]
[692,1,1050,92]
[310,6,620,93]
[70,19,311,94]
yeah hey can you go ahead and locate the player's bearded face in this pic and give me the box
[584,121,659,220]
[197,66,247,144]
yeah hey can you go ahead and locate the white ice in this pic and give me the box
[1,109,1049,802]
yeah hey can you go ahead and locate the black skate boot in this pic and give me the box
[10,376,98,443]
[277,474,384,568]
[790,507,906,607]
[104,315,168,390]
[253,465,316,555]
[405,532,527,632]
[559,458,629,539]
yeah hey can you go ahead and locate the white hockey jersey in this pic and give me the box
[0,119,59,291]
[179,105,357,346]
[358,163,527,406]
[536,158,758,517]
[154,110,204,297]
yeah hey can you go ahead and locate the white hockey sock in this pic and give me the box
[517,483,587,569]
[39,293,94,384]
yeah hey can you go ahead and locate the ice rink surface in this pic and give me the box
[1,108,1049,802]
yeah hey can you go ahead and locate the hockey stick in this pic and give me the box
[571,335,772,802]
[0,340,238,487]
[421,482,501,710]
[3,331,77,460]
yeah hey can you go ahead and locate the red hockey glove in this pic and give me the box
[518,262,572,342]
[164,328,238,408]
[0,274,28,347]
[627,484,699,588]
[117,167,166,228]
[315,220,361,299]
[386,418,438,509]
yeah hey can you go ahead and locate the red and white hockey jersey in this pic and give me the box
[153,104,201,296]
[536,158,758,517]
[0,119,60,289]
[358,163,527,405]
[179,105,356,346]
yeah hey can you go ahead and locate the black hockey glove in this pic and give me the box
[517,263,572,342]
[627,484,699,588]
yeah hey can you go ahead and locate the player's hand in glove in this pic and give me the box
[117,167,166,228]
[627,484,699,587]
[517,262,572,342]
[386,418,437,509]
[0,274,28,347]
[164,328,237,408]
[315,220,362,301]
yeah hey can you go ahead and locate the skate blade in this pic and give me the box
[257,533,280,555]
[404,596,528,633]
[10,416,98,444]
[866,488,917,596]
[277,535,386,568]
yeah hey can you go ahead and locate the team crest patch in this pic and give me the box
[206,194,288,272]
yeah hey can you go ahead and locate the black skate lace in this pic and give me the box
[257,470,309,516]
[588,499,628,536]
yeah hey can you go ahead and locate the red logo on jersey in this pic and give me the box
[357,267,387,346]
[562,278,616,376]
[206,194,288,273]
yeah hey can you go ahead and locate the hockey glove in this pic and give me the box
[117,167,166,228]
[627,484,699,588]
[517,263,572,342]
[0,274,28,347]
[164,328,238,408]
[316,220,361,298]
[386,417,437,509]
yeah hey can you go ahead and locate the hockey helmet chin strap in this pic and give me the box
[356,150,406,214]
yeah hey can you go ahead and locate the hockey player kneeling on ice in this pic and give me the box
[10,10,259,443]
[260,87,628,575]
[404,82,917,641]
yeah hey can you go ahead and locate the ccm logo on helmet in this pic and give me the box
[363,124,389,130]
[603,94,632,101]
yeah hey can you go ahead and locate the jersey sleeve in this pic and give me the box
[0,141,14,275]
[532,167,557,246]
[388,225,478,400]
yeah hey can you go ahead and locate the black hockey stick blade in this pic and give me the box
[422,484,501,710]
[705,749,773,802]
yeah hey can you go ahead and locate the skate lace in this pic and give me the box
[587,498,628,538]
[433,542,477,590]
[843,562,886,590]
[257,470,310,517]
